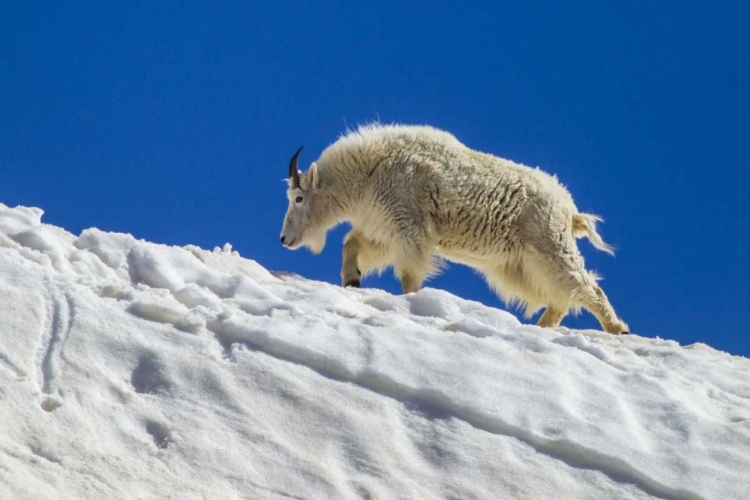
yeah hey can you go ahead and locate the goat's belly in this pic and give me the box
[434,240,493,267]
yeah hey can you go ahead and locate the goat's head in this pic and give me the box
[279,146,326,254]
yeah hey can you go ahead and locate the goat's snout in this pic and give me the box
[280,236,286,245]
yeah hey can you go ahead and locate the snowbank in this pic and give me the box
[1,203,748,500]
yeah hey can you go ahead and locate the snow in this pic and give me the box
[1,202,749,500]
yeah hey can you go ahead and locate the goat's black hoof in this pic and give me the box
[344,280,361,288]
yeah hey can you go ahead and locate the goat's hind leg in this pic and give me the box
[527,242,629,334]
[537,306,567,328]
[575,283,630,334]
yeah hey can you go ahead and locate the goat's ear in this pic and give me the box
[310,162,320,189]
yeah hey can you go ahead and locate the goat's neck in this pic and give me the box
[317,164,369,228]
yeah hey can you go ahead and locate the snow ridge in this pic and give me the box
[1,202,749,500]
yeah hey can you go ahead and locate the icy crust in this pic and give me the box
[0,203,749,500]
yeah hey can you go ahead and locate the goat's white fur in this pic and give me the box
[280,123,629,334]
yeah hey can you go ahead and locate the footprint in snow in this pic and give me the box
[145,419,173,450]
[131,353,172,395]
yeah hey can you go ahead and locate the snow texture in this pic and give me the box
[1,202,749,500]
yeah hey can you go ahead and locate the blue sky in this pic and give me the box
[3,2,749,356]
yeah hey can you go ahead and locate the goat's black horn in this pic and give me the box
[288,146,303,188]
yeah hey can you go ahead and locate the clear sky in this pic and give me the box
[3,2,749,356]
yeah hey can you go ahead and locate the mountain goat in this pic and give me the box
[279,124,629,334]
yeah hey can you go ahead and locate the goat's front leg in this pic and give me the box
[341,233,362,287]
[394,245,433,294]
[341,230,391,288]
[390,216,438,294]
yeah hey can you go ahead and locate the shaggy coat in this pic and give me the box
[280,124,628,334]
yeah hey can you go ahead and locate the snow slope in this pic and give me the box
[0,203,749,500]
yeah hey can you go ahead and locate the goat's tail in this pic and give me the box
[572,213,615,256]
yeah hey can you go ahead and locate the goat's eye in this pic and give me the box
[295,196,304,203]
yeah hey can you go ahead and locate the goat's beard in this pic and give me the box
[304,228,327,255]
